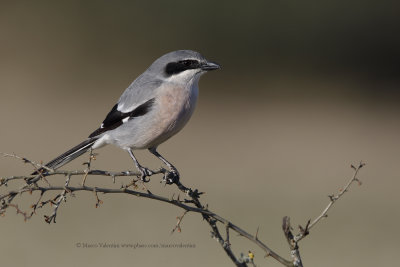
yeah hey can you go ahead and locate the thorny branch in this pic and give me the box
[171,210,189,234]
[281,161,365,266]
[0,153,365,267]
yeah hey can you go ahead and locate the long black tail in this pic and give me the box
[32,138,97,175]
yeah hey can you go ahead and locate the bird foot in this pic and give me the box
[162,168,180,185]
[138,166,153,182]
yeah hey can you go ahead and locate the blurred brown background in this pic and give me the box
[0,1,399,266]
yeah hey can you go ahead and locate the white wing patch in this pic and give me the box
[117,103,140,114]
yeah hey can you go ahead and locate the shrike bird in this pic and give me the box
[34,50,220,181]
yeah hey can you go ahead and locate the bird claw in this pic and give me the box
[163,168,180,185]
[138,167,153,182]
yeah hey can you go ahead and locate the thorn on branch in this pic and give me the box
[171,210,189,234]
[43,190,68,224]
[93,189,103,208]
[44,215,53,224]
[255,226,260,240]
[298,220,310,237]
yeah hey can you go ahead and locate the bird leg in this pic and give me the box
[148,147,180,184]
[128,149,153,182]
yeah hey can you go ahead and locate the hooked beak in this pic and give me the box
[201,61,221,71]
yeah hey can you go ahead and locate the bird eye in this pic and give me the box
[183,60,192,66]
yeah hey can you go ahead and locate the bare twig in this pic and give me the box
[1,152,54,173]
[225,222,231,247]
[281,161,365,266]
[93,188,103,208]
[170,179,290,266]
[171,210,189,234]
[0,177,292,266]
[82,148,96,186]
[295,161,365,242]
[0,154,365,267]
[282,216,303,267]
[6,203,33,221]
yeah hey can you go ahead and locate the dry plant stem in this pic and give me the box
[282,217,304,267]
[0,176,292,266]
[294,162,365,243]
[1,152,51,185]
[281,162,365,266]
[0,153,365,267]
[1,152,54,173]
[82,149,95,186]
[171,179,291,266]
[171,210,189,234]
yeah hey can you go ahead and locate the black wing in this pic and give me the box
[88,98,155,138]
